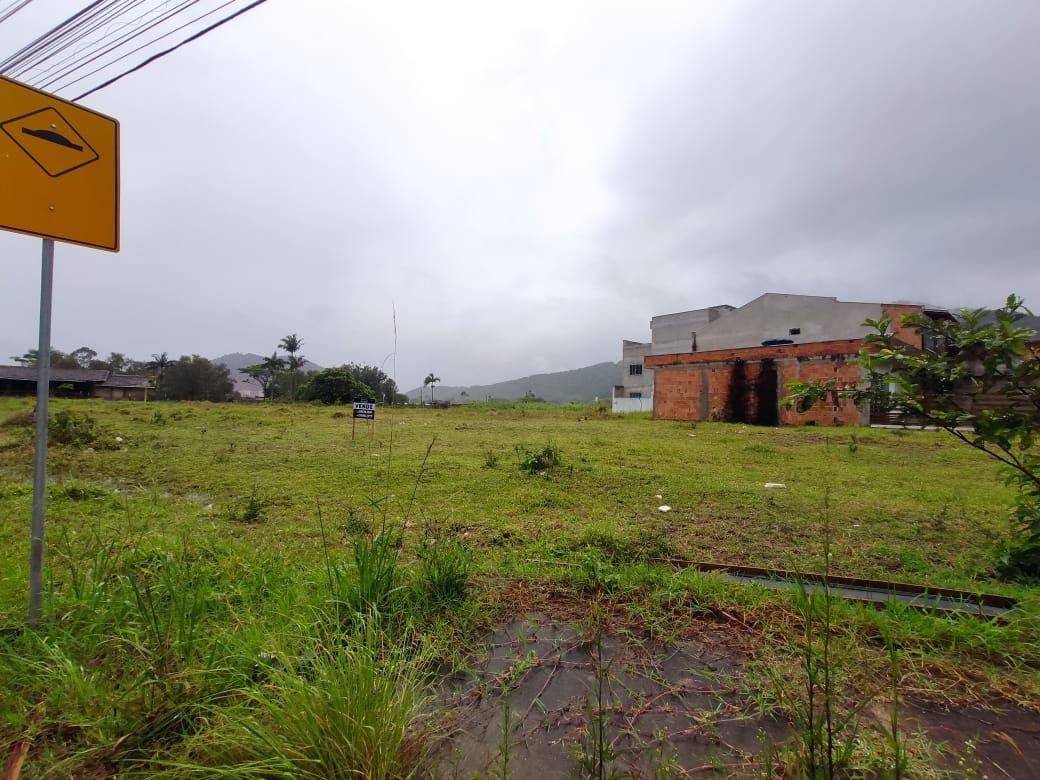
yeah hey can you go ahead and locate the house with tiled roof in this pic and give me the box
[0,366,154,400]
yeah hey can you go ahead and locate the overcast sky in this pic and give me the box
[2,1,1038,391]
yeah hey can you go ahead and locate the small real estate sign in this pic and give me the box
[353,401,376,420]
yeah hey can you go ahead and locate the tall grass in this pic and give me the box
[319,505,402,622]
[415,538,471,610]
[0,503,440,777]
[163,620,433,779]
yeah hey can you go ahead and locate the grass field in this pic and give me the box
[1,398,1038,777]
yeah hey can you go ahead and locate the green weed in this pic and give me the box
[226,485,267,524]
[166,620,432,779]
[415,539,471,610]
[515,441,561,473]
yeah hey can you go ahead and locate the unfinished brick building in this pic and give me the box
[631,293,948,426]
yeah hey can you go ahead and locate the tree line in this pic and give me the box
[9,333,408,406]
[11,346,154,374]
[240,334,406,405]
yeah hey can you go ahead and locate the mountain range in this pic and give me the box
[405,361,621,404]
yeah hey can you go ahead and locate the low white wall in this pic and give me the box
[612,397,654,414]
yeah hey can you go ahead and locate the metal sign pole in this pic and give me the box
[28,238,54,623]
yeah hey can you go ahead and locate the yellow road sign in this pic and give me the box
[0,77,119,251]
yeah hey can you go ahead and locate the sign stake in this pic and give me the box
[28,238,54,624]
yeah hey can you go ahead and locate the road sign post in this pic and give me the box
[27,239,54,623]
[1,77,119,623]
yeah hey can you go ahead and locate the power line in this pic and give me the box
[7,0,138,80]
[38,0,204,89]
[18,0,156,81]
[9,1,193,81]
[2,0,270,100]
[73,0,269,100]
[0,0,111,74]
[0,0,38,26]
[51,0,239,93]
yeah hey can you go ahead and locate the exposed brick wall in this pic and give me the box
[651,340,867,426]
[653,367,702,420]
[706,361,769,422]
[706,365,732,420]
[779,357,866,426]
[880,304,925,349]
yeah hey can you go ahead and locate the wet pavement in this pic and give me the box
[435,613,786,778]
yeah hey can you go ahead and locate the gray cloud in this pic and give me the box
[2,1,1037,391]
[602,2,1040,316]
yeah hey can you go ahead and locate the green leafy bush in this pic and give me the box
[300,368,375,405]
[48,409,118,448]
[515,441,561,473]
[786,295,1040,580]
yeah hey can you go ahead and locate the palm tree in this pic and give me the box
[262,352,285,373]
[148,352,175,394]
[255,352,286,400]
[423,373,441,406]
[278,334,304,401]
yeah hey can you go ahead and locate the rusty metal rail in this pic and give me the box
[659,558,1017,619]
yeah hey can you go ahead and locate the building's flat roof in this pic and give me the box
[650,304,735,322]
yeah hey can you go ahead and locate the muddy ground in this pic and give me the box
[434,601,1040,778]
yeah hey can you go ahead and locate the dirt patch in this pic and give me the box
[435,612,785,778]
[902,700,1040,778]
[0,411,33,428]
[435,584,1040,778]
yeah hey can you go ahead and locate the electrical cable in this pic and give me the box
[0,0,110,74]
[37,0,203,89]
[72,0,268,100]
[50,0,239,92]
[0,0,37,26]
[2,0,269,100]
[19,0,153,81]
[9,1,132,81]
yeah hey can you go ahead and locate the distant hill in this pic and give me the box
[215,352,323,384]
[406,361,621,404]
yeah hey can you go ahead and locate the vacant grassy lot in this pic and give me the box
[0,398,1037,777]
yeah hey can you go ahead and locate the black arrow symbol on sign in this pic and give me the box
[21,126,84,152]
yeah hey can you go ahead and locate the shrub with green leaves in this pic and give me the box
[515,441,561,474]
[786,295,1040,580]
[48,409,116,448]
[299,368,375,406]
